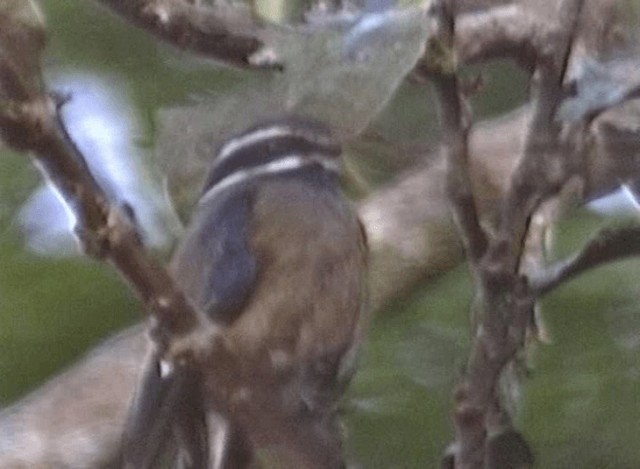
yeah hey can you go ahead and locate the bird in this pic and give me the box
[122,117,369,469]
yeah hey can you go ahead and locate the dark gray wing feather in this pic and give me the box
[122,187,258,468]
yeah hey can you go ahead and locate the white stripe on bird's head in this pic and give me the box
[200,154,340,206]
[216,122,336,164]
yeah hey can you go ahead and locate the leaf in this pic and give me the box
[156,4,431,212]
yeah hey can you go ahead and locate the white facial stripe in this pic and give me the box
[200,154,340,206]
[217,126,292,163]
[217,125,335,163]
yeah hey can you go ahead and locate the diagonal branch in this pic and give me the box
[0,3,216,363]
[0,92,216,349]
[530,224,640,296]
[92,0,282,69]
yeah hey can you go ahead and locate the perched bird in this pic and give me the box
[123,118,369,468]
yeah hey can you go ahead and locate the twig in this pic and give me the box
[530,224,640,296]
[424,0,487,264]
[92,0,282,69]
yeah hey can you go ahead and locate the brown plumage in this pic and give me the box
[124,119,368,469]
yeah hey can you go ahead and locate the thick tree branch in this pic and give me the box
[455,3,539,68]
[0,327,147,468]
[93,0,281,69]
[359,159,463,310]
[448,0,627,72]
[362,98,640,312]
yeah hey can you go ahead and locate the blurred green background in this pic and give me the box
[1,1,640,468]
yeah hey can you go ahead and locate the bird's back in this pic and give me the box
[127,119,368,469]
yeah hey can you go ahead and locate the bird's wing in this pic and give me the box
[194,188,258,324]
[122,187,259,468]
[121,354,208,469]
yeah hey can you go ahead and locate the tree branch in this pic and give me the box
[0,3,216,366]
[487,0,585,273]
[1,94,213,338]
[455,3,539,69]
[422,3,499,466]
[423,0,488,265]
[0,327,147,468]
[530,224,640,296]
[438,1,585,467]
[450,0,627,72]
[92,0,282,69]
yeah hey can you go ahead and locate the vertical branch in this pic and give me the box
[424,1,585,467]
[422,1,491,465]
[424,0,487,265]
